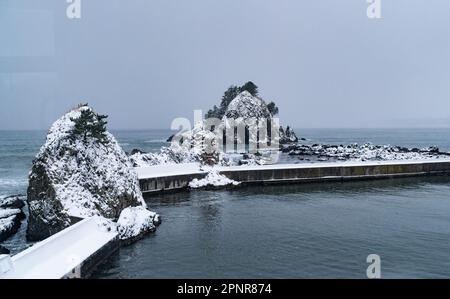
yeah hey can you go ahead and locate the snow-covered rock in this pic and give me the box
[134,91,285,168]
[279,126,298,144]
[26,105,157,241]
[0,195,26,242]
[224,91,271,119]
[0,195,25,209]
[130,143,201,167]
[117,206,159,243]
[284,143,450,162]
[130,121,220,167]
[189,169,240,189]
[0,213,22,242]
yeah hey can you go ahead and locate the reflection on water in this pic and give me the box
[93,176,450,278]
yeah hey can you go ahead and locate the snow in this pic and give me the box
[29,106,146,220]
[117,206,156,240]
[27,105,159,242]
[130,91,279,168]
[285,143,450,162]
[130,144,202,167]
[136,159,450,181]
[0,216,16,234]
[136,162,203,179]
[0,208,21,219]
[225,91,271,119]
[189,169,240,189]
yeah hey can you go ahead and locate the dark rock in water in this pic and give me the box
[0,245,10,254]
[279,126,299,144]
[153,215,162,226]
[166,134,174,142]
[396,146,409,153]
[0,195,25,209]
[130,148,146,155]
[420,146,439,153]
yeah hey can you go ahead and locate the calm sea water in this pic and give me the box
[2,128,450,278]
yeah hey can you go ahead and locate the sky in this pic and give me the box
[1,0,450,130]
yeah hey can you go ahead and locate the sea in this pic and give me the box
[1,128,450,278]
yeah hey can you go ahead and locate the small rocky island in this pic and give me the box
[26,105,160,242]
[131,82,299,168]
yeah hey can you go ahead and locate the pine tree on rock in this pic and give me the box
[70,108,109,144]
[267,101,279,116]
[239,81,259,96]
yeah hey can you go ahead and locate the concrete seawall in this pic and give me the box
[138,159,450,194]
[0,218,118,279]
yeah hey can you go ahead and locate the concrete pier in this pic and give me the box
[138,159,450,194]
[0,218,118,279]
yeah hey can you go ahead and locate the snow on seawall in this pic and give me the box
[189,169,240,189]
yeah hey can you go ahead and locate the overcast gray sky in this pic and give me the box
[1,0,450,130]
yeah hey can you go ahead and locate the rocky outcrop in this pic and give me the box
[279,126,298,144]
[224,91,272,119]
[0,195,25,209]
[26,105,158,241]
[0,208,24,242]
[117,206,160,245]
[283,143,450,162]
[0,195,26,242]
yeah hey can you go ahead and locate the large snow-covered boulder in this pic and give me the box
[26,105,155,241]
[130,122,220,167]
[279,126,298,144]
[188,169,240,189]
[224,91,272,120]
[117,206,160,244]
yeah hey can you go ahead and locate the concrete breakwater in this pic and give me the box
[0,218,118,279]
[138,159,450,194]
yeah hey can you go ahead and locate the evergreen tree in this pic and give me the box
[239,81,259,96]
[70,108,109,144]
[205,85,240,119]
[267,101,279,116]
[205,82,279,119]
